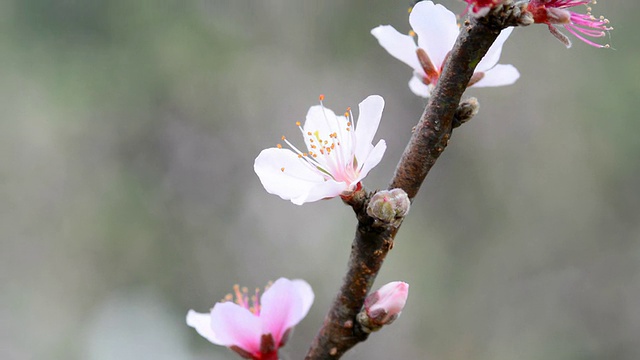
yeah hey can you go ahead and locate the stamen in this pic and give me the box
[549,24,573,48]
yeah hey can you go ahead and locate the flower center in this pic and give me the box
[224,284,264,316]
[278,95,360,184]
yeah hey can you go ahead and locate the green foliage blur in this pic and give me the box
[1,1,638,359]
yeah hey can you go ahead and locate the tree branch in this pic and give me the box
[305,3,527,358]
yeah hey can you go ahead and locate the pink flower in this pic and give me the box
[254,95,386,205]
[372,1,519,98]
[186,278,314,360]
[362,281,409,328]
[462,0,505,17]
[527,0,612,48]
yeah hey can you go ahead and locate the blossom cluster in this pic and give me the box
[186,1,612,358]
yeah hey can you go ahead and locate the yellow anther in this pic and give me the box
[277,144,282,149]
[281,167,285,172]
[296,121,301,126]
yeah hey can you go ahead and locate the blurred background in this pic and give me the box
[1,1,638,359]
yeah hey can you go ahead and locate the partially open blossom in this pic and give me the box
[186,278,314,360]
[371,1,519,98]
[462,0,505,17]
[254,95,386,205]
[527,0,612,48]
[358,281,409,332]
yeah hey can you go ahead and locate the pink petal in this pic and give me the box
[353,95,385,165]
[260,278,313,345]
[471,64,520,87]
[287,279,315,326]
[186,310,223,345]
[209,302,262,354]
[370,25,422,74]
[254,148,345,205]
[410,1,459,69]
[368,281,409,317]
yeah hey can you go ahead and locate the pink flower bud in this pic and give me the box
[358,281,409,332]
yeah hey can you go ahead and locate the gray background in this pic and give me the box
[1,1,638,359]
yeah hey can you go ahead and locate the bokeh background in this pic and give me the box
[1,1,638,359]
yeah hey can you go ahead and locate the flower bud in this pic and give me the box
[357,281,409,333]
[452,97,479,128]
[366,189,410,226]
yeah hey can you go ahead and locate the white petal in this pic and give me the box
[410,1,459,69]
[476,27,513,72]
[260,278,314,345]
[371,25,422,74]
[210,302,262,353]
[408,75,432,97]
[186,310,223,345]
[472,64,520,87]
[353,140,386,186]
[302,105,341,150]
[353,95,384,165]
[254,148,336,205]
[295,180,351,204]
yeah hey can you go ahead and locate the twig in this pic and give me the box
[305,4,527,358]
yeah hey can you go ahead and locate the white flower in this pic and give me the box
[371,1,520,98]
[254,95,386,205]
